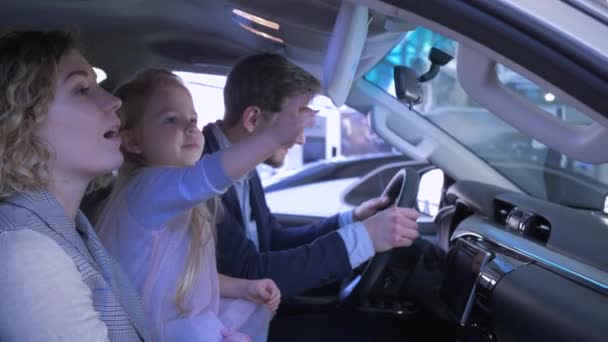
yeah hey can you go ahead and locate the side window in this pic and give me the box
[303,105,398,166]
[178,70,406,220]
[340,108,395,157]
[417,169,444,217]
[177,70,399,182]
[174,71,226,129]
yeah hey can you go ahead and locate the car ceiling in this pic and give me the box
[0,0,404,90]
[3,0,608,118]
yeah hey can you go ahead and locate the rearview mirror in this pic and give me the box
[394,66,422,107]
[394,47,453,109]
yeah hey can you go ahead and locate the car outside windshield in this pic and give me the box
[365,26,608,210]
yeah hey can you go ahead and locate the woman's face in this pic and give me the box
[36,49,123,183]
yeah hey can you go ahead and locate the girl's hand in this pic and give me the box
[244,278,281,312]
[270,104,317,147]
[221,329,252,342]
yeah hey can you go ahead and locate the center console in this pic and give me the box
[440,238,492,325]
[440,236,532,340]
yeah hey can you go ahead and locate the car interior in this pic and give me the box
[2,0,608,341]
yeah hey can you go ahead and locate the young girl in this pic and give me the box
[96,69,313,341]
[0,31,148,341]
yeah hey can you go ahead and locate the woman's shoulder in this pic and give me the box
[0,229,71,264]
[0,202,38,232]
[0,229,108,341]
[0,229,79,283]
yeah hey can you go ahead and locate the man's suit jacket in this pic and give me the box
[0,190,149,341]
[203,124,352,297]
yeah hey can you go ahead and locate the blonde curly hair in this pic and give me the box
[0,31,76,199]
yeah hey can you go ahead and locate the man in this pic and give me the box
[204,53,420,298]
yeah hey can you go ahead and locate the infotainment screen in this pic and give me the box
[440,238,492,325]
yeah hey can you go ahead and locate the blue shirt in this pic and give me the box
[210,122,374,268]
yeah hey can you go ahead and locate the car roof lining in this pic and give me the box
[0,0,405,94]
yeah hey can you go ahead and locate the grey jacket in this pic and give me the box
[0,190,150,341]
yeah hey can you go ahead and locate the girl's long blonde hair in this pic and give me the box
[0,31,75,199]
[109,69,220,313]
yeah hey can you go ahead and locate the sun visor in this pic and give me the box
[286,29,406,92]
[458,43,608,164]
[284,7,412,105]
[322,2,368,107]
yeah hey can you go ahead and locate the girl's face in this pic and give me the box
[124,82,204,167]
[36,49,123,183]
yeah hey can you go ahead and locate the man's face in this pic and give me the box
[259,92,314,168]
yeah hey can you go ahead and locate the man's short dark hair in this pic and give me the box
[223,53,320,127]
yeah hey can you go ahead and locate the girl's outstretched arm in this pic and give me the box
[218,107,316,180]
[126,107,316,227]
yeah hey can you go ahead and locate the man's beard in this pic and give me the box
[264,152,286,168]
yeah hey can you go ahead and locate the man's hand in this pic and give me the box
[244,279,281,312]
[362,207,420,252]
[353,196,390,221]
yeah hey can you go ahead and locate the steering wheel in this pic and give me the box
[338,168,420,305]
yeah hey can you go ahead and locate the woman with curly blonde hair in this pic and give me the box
[0,31,149,341]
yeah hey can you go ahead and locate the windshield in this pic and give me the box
[365,27,608,209]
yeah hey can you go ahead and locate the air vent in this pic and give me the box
[505,206,551,243]
[494,199,515,225]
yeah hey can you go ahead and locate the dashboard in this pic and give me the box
[438,180,608,341]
